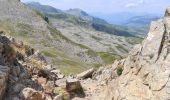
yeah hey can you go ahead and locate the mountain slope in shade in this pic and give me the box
[92,12,161,36]
[26,2,63,14]
[27,2,135,37]
[125,15,160,27]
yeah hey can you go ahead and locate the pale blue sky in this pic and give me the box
[21,0,170,14]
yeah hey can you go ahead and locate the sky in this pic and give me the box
[21,0,170,15]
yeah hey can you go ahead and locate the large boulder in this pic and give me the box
[165,7,170,17]
[66,78,83,92]
[0,65,9,99]
[20,88,43,100]
[77,68,95,79]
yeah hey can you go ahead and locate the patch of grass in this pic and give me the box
[116,44,128,53]
[53,87,70,100]
[91,35,102,41]
[52,58,90,75]
[92,63,103,68]
[98,52,121,64]
[42,50,57,57]
[125,37,144,45]
[17,23,32,31]
[0,20,32,38]
[40,39,51,47]
[48,25,99,58]
[30,59,45,69]
[41,48,59,57]
[40,47,90,75]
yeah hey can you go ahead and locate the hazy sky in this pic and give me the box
[21,0,170,14]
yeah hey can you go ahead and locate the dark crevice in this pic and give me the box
[155,23,167,62]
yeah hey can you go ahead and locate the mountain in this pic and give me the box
[26,2,63,14]
[27,2,151,37]
[92,12,161,25]
[26,2,143,66]
[92,12,161,36]
[0,0,104,74]
[27,2,135,37]
[92,12,140,25]
[125,15,160,27]
[66,8,92,21]
[0,0,143,75]
[100,7,170,100]
[74,7,170,100]
[0,0,168,100]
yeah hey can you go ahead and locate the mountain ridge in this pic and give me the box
[26,2,135,37]
[83,6,170,100]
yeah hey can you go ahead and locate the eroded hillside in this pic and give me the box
[0,0,104,74]
[26,2,143,68]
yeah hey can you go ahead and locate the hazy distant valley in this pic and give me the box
[0,1,145,74]
[26,2,144,73]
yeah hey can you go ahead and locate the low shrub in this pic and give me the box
[117,67,123,76]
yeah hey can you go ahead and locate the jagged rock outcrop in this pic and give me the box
[70,6,170,100]
[98,7,170,100]
[0,65,9,100]
[0,33,77,100]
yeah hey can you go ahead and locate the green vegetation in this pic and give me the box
[91,35,102,41]
[33,9,50,23]
[34,9,45,19]
[4,44,16,56]
[52,58,90,75]
[41,47,90,75]
[41,50,57,57]
[126,37,144,45]
[116,44,128,53]
[92,63,103,68]
[24,45,33,56]
[117,67,123,76]
[98,52,121,64]
[53,87,70,100]
[48,25,99,58]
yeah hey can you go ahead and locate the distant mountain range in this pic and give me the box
[92,12,161,26]
[27,2,136,37]
[92,12,161,36]
[124,15,160,27]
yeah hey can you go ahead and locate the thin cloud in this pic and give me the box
[21,0,170,14]
[125,3,137,8]
[125,0,145,8]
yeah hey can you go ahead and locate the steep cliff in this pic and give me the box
[99,7,170,100]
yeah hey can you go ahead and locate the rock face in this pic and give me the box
[20,88,43,100]
[100,7,170,100]
[0,33,75,100]
[77,68,95,79]
[0,65,9,100]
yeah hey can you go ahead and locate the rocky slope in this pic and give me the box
[78,6,170,100]
[0,0,104,74]
[0,32,87,100]
[26,2,143,66]
[0,0,143,74]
